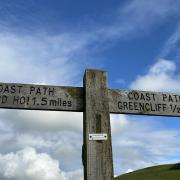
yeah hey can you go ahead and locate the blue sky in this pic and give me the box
[0,0,180,179]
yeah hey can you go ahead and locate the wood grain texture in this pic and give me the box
[0,82,84,111]
[83,70,114,180]
[109,89,180,116]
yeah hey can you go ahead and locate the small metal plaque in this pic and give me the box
[89,133,108,141]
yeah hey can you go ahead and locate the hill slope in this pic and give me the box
[115,163,180,180]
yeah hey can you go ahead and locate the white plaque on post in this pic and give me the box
[89,133,108,141]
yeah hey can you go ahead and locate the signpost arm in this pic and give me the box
[83,69,114,180]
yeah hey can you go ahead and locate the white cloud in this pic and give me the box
[0,147,83,180]
[111,114,180,175]
[65,169,83,180]
[110,114,129,134]
[125,169,134,173]
[1,110,82,132]
[0,129,83,171]
[130,59,180,92]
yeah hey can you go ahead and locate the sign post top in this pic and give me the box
[85,69,107,73]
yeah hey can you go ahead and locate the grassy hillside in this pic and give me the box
[115,163,180,180]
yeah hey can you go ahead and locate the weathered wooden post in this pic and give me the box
[83,69,114,180]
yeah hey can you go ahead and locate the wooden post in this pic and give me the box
[83,69,114,180]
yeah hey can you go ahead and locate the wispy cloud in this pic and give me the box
[159,24,180,58]
[91,0,180,43]
[0,0,179,51]
[0,32,91,86]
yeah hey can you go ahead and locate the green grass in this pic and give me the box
[115,163,180,180]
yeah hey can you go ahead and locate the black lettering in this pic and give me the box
[162,94,167,101]
[128,92,133,100]
[1,95,7,103]
[49,99,57,106]
[63,101,67,106]
[172,105,177,112]
[145,93,150,101]
[118,102,123,109]
[134,102,139,110]
[123,102,128,110]
[128,102,133,110]
[17,86,23,94]
[30,86,35,94]
[168,95,174,102]
[134,92,139,100]
[152,93,156,101]
[10,85,16,93]
[36,88,41,95]
[49,88,55,96]
[140,93,145,101]
[157,104,162,111]
[163,104,166,111]
[42,87,48,95]
[4,86,9,93]
[0,85,3,93]
[173,95,178,102]
[59,98,62,106]
[13,96,19,104]
[20,96,26,104]
[150,103,156,111]
[145,103,150,111]
[170,104,173,111]
[177,107,180,113]
[139,102,145,111]
[41,97,47,105]
[0,85,23,94]
[68,101,72,107]
[32,97,36,105]
[26,97,30,105]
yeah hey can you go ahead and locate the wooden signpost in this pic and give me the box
[0,69,180,180]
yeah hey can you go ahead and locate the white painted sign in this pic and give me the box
[89,133,108,141]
